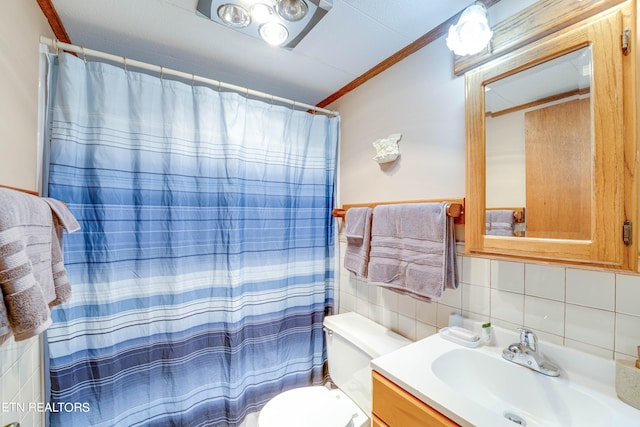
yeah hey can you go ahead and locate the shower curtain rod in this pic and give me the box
[39,36,339,117]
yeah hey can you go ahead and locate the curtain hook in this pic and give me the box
[81,45,87,63]
[123,56,128,72]
[160,66,164,80]
[52,39,59,54]
[191,73,195,87]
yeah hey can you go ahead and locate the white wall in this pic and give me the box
[0,2,54,426]
[333,36,466,205]
[329,1,640,362]
[0,2,52,190]
[486,113,526,208]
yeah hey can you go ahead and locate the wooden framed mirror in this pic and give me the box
[465,0,638,270]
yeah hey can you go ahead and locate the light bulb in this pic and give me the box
[251,3,275,24]
[217,4,251,28]
[275,0,308,22]
[446,4,493,56]
[259,22,289,46]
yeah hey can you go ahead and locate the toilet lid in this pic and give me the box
[259,386,357,427]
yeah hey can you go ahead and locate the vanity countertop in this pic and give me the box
[371,325,640,427]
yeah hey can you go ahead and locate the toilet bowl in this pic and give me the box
[258,386,368,427]
[257,312,411,427]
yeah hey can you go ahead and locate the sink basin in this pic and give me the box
[371,324,640,427]
[432,348,610,426]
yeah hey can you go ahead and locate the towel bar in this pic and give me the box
[332,198,465,224]
[0,184,38,196]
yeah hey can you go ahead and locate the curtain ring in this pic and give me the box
[191,73,195,86]
[52,39,59,54]
[217,81,221,92]
[123,56,128,72]
[159,66,164,80]
[81,46,87,63]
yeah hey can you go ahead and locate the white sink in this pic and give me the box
[371,324,640,427]
[432,347,610,426]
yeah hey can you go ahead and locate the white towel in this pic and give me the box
[367,203,457,301]
[344,208,372,277]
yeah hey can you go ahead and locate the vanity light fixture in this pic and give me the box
[197,0,333,49]
[446,2,493,56]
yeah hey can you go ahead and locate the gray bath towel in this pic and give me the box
[486,210,515,236]
[44,198,80,306]
[0,188,80,343]
[0,291,10,345]
[344,207,372,277]
[367,203,457,301]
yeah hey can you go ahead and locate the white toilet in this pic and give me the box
[258,312,411,427]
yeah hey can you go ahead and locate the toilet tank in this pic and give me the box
[323,312,411,416]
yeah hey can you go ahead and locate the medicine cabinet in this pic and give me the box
[464,0,638,270]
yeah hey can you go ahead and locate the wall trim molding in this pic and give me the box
[316,0,502,108]
[36,0,71,44]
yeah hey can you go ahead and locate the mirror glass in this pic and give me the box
[485,46,593,239]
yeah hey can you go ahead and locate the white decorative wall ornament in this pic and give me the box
[372,133,402,164]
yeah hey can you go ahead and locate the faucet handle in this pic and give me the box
[518,328,538,351]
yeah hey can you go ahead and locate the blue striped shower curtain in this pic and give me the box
[44,52,339,427]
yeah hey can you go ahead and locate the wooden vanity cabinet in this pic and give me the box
[372,371,459,427]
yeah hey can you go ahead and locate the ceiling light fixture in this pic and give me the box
[197,0,333,49]
[217,3,251,28]
[259,22,289,46]
[446,2,493,56]
[250,3,275,23]
[275,0,308,22]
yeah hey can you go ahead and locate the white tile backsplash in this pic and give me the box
[398,314,417,340]
[439,282,462,307]
[565,304,615,350]
[380,288,399,312]
[397,295,417,319]
[566,268,615,310]
[437,305,461,329]
[616,274,640,316]
[615,313,640,357]
[338,244,640,361]
[525,264,565,301]
[461,283,491,316]
[491,260,524,293]
[524,295,565,336]
[490,289,524,325]
[565,338,614,359]
[381,308,399,331]
[416,321,437,340]
[462,257,491,287]
[415,299,437,325]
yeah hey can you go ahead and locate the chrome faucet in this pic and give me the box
[502,328,560,377]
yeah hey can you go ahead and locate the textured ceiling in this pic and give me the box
[50,0,476,106]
